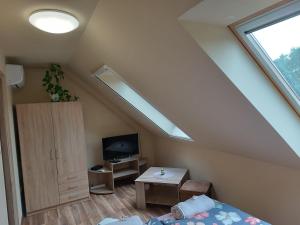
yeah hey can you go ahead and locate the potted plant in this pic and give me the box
[42,64,79,102]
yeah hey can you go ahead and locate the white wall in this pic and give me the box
[7,87,22,224]
[0,54,4,72]
[13,67,156,167]
[68,0,300,169]
[0,53,9,225]
[181,21,300,159]
[155,137,300,225]
[0,54,24,224]
[0,144,8,225]
[149,14,300,225]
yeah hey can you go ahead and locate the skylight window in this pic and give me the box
[235,1,300,113]
[92,65,192,141]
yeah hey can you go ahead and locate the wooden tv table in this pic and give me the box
[135,167,188,209]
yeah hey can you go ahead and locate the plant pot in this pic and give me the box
[51,94,60,102]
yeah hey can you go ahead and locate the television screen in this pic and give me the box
[102,133,139,160]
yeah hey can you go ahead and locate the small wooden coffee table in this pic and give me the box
[135,167,188,209]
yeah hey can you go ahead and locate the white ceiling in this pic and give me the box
[1,0,299,168]
[0,0,99,64]
[68,0,300,168]
[179,0,281,25]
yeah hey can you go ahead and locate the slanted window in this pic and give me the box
[92,65,192,141]
[235,1,300,113]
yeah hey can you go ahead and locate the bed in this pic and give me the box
[148,200,271,225]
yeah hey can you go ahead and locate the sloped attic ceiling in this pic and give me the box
[68,0,300,169]
[1,0,299,169]
[0,0,99,64]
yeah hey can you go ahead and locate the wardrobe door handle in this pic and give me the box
[50,148,54,160]
[55,148,59,159]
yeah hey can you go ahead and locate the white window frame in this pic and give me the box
[235,0,300,113]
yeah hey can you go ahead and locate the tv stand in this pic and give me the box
[88,157,147,194]
[109,159,121,163]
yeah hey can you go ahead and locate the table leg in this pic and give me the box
[135,181,146,209]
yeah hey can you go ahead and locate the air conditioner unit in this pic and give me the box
[6,64,24,88]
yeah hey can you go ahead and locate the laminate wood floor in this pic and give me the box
[22,184,169,225]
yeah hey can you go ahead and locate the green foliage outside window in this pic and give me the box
[274,47,300,97]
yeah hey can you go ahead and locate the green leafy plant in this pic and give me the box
[42,64,79,102]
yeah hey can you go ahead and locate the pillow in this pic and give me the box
[156,213,176,222]
[171,195,215,219]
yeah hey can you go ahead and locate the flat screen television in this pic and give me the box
[102,133,139,161]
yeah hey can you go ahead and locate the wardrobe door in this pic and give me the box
[16,103,59,213]
[51,102,89,203]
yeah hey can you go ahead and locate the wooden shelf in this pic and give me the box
[110,157,139,165]
[113,169,139,179]
[139,159,147,167]
[88,158,147,195]
[88,168,112,174]
[145,185,178,206]
[90,184,113,195]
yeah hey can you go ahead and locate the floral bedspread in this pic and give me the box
[148,201,271,225]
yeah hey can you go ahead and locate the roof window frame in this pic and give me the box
[232,0,300,114]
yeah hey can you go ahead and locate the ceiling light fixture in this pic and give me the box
[29,10,79,34]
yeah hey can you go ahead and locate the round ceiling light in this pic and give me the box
[29,10,79,34]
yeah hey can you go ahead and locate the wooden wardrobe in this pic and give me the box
[16,102,89,214]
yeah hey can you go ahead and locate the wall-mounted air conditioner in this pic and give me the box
[6,64,24,88]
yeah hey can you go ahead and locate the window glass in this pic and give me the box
[94,66,192,141]
[251,14,300,97]
[235,0,300,112]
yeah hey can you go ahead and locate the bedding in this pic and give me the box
[98,218,119,225]
[149,200,271,225]
[171,195,215,219]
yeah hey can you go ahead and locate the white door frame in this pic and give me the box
[0,71,19,225]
